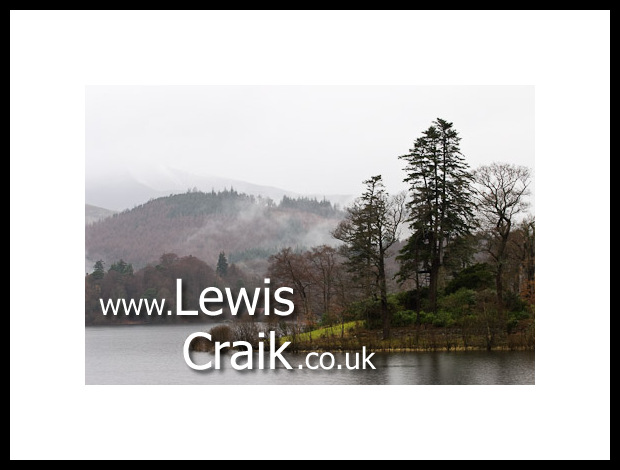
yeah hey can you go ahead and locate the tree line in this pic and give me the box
[85,117,533,348]
[267,118,534,342]
[86,190,343,269]
[85,252,257,325]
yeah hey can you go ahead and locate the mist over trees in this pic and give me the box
[86,189,343,273]
[85,117,534,348]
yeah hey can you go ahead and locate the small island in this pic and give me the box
[86,118,534,355]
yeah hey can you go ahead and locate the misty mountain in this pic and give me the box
[85,204,117,224]
[85,189,344,275]
[86,166,353,211]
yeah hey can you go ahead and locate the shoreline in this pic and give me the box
[286,346,534,353]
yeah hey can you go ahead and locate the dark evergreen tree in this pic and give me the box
[398,118,474,313]
[395,231,432,322]
[109,259,133,276]
[216,251,229,278]
[92,260,105,280]
[333,175,404,339]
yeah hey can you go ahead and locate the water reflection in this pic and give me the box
[86,325,534,385]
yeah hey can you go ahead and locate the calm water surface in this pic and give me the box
[86,325,534,385]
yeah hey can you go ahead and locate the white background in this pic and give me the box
[10,11,609,460]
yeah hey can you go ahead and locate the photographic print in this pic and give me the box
[85,86,535,385]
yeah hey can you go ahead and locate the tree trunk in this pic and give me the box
[414,239,422,324]
[495,232,509,314]
[429,257,440,314]
[379,249,390,340]
[381,300,390,340]
[496,263,504,312]
[415,269,421,324]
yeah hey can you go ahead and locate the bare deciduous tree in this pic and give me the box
[474,162,532,311]
[267,248,313,325]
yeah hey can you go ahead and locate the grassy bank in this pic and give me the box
[280,321,361,344]
[281,321,535,352]
[189,319,535,353]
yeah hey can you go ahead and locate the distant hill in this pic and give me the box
[85,190,344,274]
[86,166,353,211]
[85,204,116,224]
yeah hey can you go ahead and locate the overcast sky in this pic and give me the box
[86,86,534,199]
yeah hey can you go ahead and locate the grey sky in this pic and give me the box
[86,85,534,200]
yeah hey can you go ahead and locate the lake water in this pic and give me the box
[86,325,535,385]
